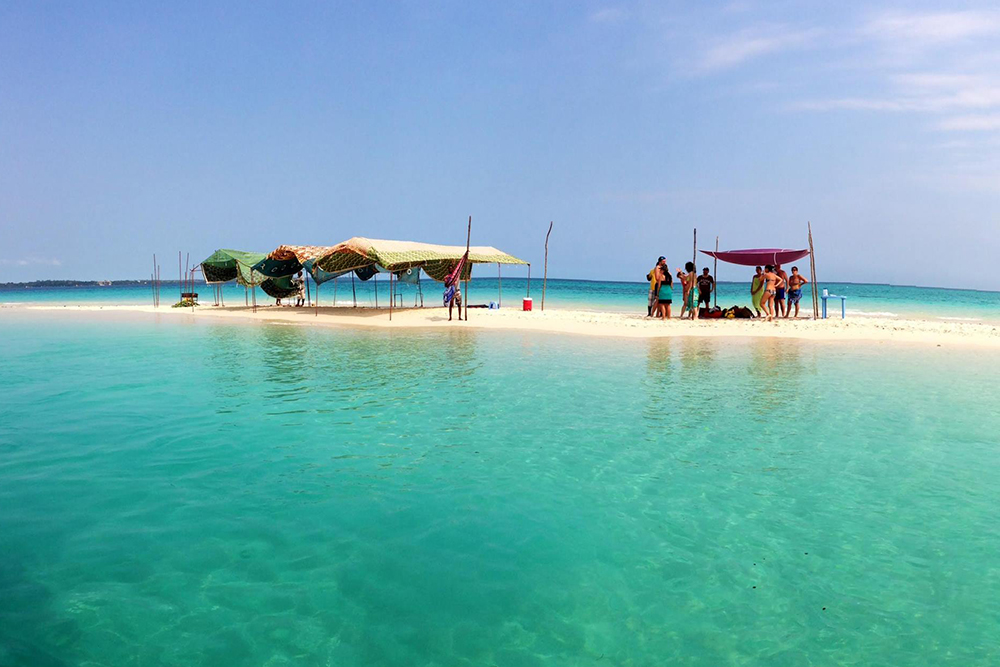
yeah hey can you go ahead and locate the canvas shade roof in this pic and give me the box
[314,237,527,281]
[200,249,269,286]
[700,248,810,267]
[252,245,346,284]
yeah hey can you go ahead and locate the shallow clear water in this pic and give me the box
[4,277,1000,322]
[2,314,1000,666]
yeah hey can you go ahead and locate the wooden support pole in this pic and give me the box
[352,273,357,308]
[808,222,819,319]
[692,228,697,272]
[389,271,394,321]
[305,272,311,307]
[464,215,472,321]
[315,281,319,316]
[713,236,719,308]
[497,263,502,308]
[526,264,531,297]
[374,273,379,309]
[541,221,553,311]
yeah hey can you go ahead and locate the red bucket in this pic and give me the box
[522,298,533,311]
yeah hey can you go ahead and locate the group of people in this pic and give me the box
[646,257,715,320]
[750,264,809,320]
[645,257,809,321]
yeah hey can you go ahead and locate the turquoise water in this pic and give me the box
[2,312,1000,665]
[4,277,1000,322]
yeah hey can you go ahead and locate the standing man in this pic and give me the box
[697,267,714,312]
[774,264,789,318]
[646,256,666,317]
[680,262,699,320]
[785,266,810,318]
[751,266,764,317]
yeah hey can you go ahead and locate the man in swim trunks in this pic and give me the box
[761,265,783,321]
[785,266,809,318]
[680,262,699,320]
[697,268,714,311]
[751,266,764,316]
[774,264,789,317]
[646,256,666,317]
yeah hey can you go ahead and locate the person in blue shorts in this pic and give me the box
[785,265,809,318]
[774,264,789,317]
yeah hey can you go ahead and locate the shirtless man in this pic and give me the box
[774,264,789,317]
[761,264,784,321]
[785,266,810,318]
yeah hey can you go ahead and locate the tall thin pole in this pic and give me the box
[374,273,379,309]
[333,276,338,307]
[692,228,697,272]
[351,273,357,308]
[305,272,311,307]
[464,215,472,321]
[541,221,553,311]
[497,263,502,308]
[808,222,819,319]
[178,251,183,301]
[389,271,394,321]
[526,264,531,297]
[713,236,719,308]
[315,281,319,317]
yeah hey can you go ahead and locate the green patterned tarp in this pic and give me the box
[200,249,273,287]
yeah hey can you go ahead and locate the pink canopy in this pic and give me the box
[700,248,809,267]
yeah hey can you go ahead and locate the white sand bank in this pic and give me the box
[6,302,1000,348]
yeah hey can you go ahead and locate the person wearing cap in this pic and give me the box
[646,256,666,317]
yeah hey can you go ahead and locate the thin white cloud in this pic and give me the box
[795,71,1000,115]
[589,8,628,24]
[863,10,1000,46]
[938,114,1000,131]
[698,26,820,72]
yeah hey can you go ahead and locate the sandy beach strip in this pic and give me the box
[4,302,1000,348]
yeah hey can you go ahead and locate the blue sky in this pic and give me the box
[2,1,999,289]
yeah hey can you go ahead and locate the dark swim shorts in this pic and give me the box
[788,289,802,305]
[776,288,786,301]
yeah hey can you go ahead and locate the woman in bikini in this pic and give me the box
[655,263,673,319]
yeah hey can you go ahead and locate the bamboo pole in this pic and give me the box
[464,216,472,321]
[315,281,319,317]
[713,236,719,308]
[692,228,697,271]
[526,264,531,297]
[497,263,502,308]
[541,221,553,311]
[808,222,819,319]
[389,271,394,321]
[305,272,311,307]
[351,273,357,307]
